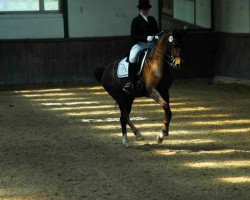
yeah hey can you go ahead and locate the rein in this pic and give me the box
[154,42,174,66]
[147,32,175,67]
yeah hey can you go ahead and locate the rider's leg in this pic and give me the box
[123,44,142,94]
[123,62,137,92]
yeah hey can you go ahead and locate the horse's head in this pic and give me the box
[162,29,188,68]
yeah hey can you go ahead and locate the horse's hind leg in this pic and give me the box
[118,98,133,147]
[123,98,144,141]
[118,98,144,147]
[119,110,129,147]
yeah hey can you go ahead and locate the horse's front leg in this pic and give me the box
[118,98,144,147]
[123,100,145,141]
[149,88,172,143]
[158,102,172,143]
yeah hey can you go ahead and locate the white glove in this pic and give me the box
[147,35,159,42]
[147,36,154,42]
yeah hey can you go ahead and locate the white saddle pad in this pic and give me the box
[117,51,148,78]
[117,57,129,78]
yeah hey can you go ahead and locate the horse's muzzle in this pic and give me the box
[174,57,182,68]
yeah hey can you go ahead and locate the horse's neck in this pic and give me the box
[151,35,169,65]
[142,35,170,89]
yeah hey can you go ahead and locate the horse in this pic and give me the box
[94,29,187,147]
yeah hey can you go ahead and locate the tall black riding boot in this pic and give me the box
[123,62,137,94]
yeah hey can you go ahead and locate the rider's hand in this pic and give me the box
[147,36,159,42]
[154,36,159,40]
[147,36,154,42]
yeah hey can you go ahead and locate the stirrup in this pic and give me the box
[123,82,134,94]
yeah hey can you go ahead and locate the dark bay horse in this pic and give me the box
[94,30,187,147]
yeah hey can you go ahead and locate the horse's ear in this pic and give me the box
[182,28,189,35]
[173,28,188,46]
[173,28,188,37]
[182,26,189,35]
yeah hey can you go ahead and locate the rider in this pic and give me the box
[123,0,159,94]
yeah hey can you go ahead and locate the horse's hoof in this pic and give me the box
[123,142,130,148]
[157,130,169,144]
[157,135,164,144]
[122,138,130,147]
[136,134,145,141]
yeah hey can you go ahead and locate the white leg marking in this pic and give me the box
[157,130,168,144]
[122,135,130,147]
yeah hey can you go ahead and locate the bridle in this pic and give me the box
[152,30,182,68]
[167,39,182,68]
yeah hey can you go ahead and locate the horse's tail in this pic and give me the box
[93,67,105,83]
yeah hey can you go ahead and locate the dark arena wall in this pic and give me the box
[0,37,131,85]
[214,33,250,82]
[0,31,249,86]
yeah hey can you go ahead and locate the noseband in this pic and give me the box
[166,42,176,67]
[165,38,182,67]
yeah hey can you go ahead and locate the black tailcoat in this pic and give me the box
[131,14,159,44]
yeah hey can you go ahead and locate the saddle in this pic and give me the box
[117,51,147,78]
[117,42,156,78]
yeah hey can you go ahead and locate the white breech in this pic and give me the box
[129,42,152,63]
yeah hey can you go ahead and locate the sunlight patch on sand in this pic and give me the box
[14,88,64,93]
[219,176,250,184]
[29,97,87,102]
[81,117,147,123]
[154,149,244,157]
[78,86,103,90]
[21,93,76,97]
[175,114,230,118]
[154,107,214,113]
[94,122,163,130]
[185,160,250,168]
[167,139,215,145]
[41,101,100,106]
[191,119,250,126]
[216,128,250,133]
[67,110,119,116]
[49,105,114,111]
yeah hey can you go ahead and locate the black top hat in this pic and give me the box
[137,0,152,9]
